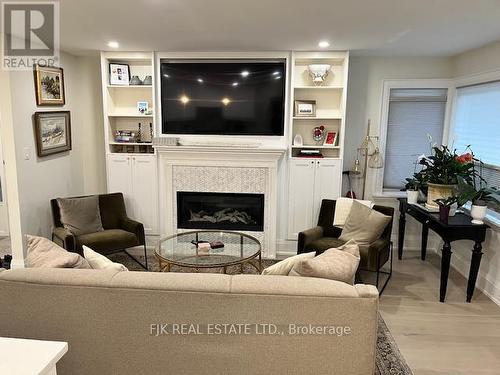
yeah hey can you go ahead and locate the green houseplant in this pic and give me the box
[456,176,500,224]
[413,145,480,208]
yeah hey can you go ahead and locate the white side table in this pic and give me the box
[0,337,68,375]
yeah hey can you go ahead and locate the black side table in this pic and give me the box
[398,198,489,303]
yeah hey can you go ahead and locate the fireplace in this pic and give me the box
[177,192,265,231]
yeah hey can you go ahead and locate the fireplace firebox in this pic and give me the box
[177,192,265,231]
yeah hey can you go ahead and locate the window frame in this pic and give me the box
[374,79,453,198]
[448,71,500,226]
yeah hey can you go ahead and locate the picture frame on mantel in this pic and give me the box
[34,65,66,106]
[33,111,72,157]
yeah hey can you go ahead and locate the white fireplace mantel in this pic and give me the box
[156,145,286,258]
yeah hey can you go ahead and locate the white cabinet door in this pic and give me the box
[313,159,342,221]
[131,155,158,234]
[107,154,134,215]
[287,159,316,239]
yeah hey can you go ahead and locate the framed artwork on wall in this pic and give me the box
[34,65,66,106]
[34,111,72,157]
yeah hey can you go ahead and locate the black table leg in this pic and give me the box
[440,241,452,303]
[421,221,429,261]
[466,242,483,303]
[398,210,406,260]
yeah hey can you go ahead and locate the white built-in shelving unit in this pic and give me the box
[100,52,159,235]
[286,51,349,239]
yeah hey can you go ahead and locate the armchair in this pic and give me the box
[298,199,394,293]
[51,192,148,270]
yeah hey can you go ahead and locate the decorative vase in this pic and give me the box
[312,126,325,144]
[470,204,487,224]
[130,75,142,85]
[426,183,455,209]
[143,75,152,85]
[407,190,419,205]
[439,205,450,224]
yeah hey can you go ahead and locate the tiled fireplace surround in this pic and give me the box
[157,146,285,258]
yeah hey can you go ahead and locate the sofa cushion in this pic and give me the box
[262,252,315,275]
[304,237,345,254]
[57,196,104,236]
[339,201,391,245]
[26,235,91,269]
[333,197,373,227]
[83,245,128,271]
[289,240,360,284]
[77,229,139,254]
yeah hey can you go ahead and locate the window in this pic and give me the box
[451,81,500,213]
[382,88,448,191]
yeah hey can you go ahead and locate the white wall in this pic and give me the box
[453,40,500,77]
[6,52,105,257]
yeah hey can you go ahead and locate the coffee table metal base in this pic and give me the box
[156,252,262,274]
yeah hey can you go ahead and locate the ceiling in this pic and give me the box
[59,0,500,56]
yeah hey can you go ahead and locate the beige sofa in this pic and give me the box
[0,268,378,375]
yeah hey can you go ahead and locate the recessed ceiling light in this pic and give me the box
[222,97,231,106]
[107,41,119,48]
[275,75,282,80]
[241,70,249,77]
[318,40,330,48]
[232,82,239,86]
[272,71,280,76]
[180,95,190,104]
[163,74,170,78]
[197,78,203,83]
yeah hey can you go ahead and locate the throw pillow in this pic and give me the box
[339,200,391,245]
[26,235,91,269]
[83,245,128,271]
[261,252,315,275]
[289,239,360,284]
[333,197,373,227]
[57,196,104,236]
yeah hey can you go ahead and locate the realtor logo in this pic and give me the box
[1,1,60,70]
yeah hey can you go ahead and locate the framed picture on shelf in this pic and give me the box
[294,100,316,117]
[33,111,72,157]
[323,132,338,146]
[109,63,130,85]
[137,101,149,114]
[34,65,65,106]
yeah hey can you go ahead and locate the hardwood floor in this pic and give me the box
[379,251,500,374]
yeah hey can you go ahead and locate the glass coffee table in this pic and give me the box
[155,230,262,273]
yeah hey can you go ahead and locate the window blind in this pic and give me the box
[453,82,500,190]
[383,88,447,190]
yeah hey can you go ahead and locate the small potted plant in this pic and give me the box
[456,176,500,224]
[434,196,458,224]
[404,177,420,204]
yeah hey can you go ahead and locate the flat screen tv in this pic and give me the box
[160,61,285,136]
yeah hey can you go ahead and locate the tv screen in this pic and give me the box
[160,61,285,136]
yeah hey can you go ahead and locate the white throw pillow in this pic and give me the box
[26,235,91,269]
[261,252,315,275]
[333,197,373,227]
[339,201,391,245]
[83,245,128,271]
[289,240,360,285]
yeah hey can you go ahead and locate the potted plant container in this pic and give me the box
[404,178,420,204]
[456,176,500,225]
[435,197,457,224]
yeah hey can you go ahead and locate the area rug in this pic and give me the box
[111,252,413,375]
